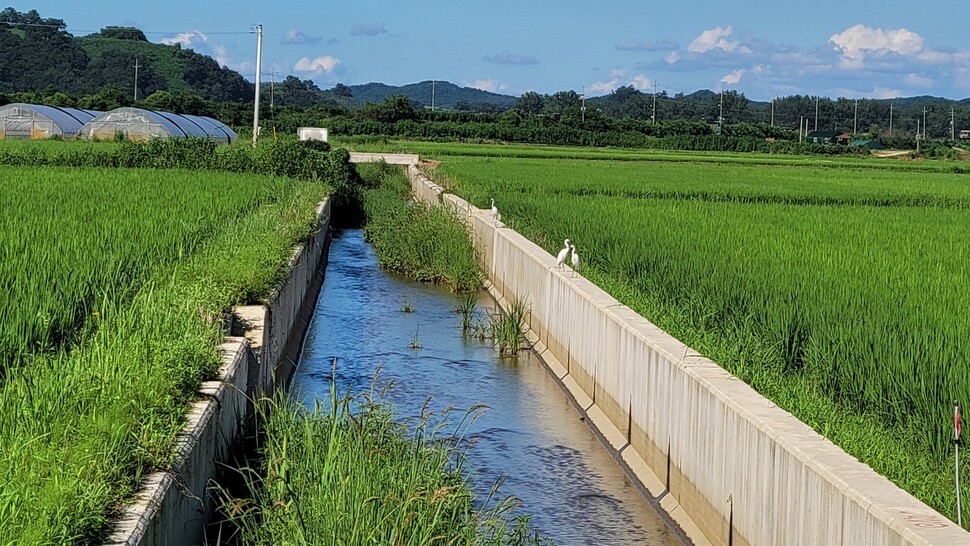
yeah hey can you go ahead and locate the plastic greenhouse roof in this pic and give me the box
[83,108,234,141]
[0,103,101,134]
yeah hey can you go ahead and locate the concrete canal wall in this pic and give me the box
[104,199,332,546]
[406,164,969,546]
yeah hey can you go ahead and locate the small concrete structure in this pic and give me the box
[103,199,332,546]
[297,127,329,142]
[406,164,970,546]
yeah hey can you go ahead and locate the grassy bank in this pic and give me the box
[429,151,970,523]
[359,161,480,291]
[0,146,339,542]
[223,388,549,545]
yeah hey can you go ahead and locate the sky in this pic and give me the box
[17,1,970,100]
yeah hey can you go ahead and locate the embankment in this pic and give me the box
[103,199,332,546]
[406,164,969,546]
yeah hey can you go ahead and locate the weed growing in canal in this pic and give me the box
[401,295,414,313]
[218,382,552,545]
[408,325,423,349]
[455,293,477,332]
[470,298,529,355]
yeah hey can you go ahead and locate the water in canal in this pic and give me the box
[291,230,682,546]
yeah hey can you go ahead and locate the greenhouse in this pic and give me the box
[0,103,100,140]
[79,107,237,144]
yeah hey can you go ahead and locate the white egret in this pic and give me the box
[555,239,571,270]
[490,198,500,225]
[570,244,580,277]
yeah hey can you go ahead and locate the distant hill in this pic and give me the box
[348,81,517,110]
[0,8,253,102]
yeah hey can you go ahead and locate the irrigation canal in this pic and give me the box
[290,230,684,545]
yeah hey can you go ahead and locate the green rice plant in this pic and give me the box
[218,385,551,545]
[435,148,970,522]
[455,293,478,333]
[0,166,327,542]
[481,299,529,356]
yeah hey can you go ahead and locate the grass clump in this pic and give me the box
[359,161,481,291]
[221,384,551,545]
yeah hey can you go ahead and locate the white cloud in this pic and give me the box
[161,31,208,48]
[829,25,925,69]
[629,74,654,90]
[688,26,750,54]
[294,56,342,75]
[720,69,744,85]
[871,86,904,99]
[351,22,388,36]
[282,29,322,45]
[464,79,510,93]
[665,51,680,64]
[904,73,934,87]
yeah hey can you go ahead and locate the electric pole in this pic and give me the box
[952,106,956,141]
[652,81,658,124]
[770,95,774,126]
[252,24,263,147]
[917,118,921,153]
[581,87,586,123]
[718,90,724,133]
[799,115,803,142]
[133,57,140,102]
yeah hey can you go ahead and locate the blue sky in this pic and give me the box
[20,1,970,100]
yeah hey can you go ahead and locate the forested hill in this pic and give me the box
[349,81,517,111]
[0,8,253,102]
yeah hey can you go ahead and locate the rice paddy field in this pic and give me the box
[413,146,970,523]
[0,165,326,542]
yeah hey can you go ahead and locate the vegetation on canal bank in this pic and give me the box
[220,387,550,545]
[0,139,349,543]
[359,161,481,291]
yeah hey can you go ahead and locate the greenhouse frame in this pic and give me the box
[79,107,237,144]
[0,103,101,140]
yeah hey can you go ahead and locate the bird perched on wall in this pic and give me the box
[570,244,580,277]
[556,239,571,270]
[490,198,501,225]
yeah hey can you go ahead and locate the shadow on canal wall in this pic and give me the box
[405,164,969,546]
[103,199,332,546]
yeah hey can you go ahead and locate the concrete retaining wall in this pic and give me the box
[104,199,332,546]
[407,167,969,545]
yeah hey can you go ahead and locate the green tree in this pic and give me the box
[514,91,545,116]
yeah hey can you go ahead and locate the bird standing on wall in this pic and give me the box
[570,244,580,277]
[556,239,571,270]
[490,198,501,226]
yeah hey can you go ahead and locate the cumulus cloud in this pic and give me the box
[483,52,540,65]
[720,69,744,85]
[665,51,680,64]
[588,70,653,95]
[829,24,925,69]
[351,22,388,36]
[294,55,342,75]
[281,29,322,45]
[688,26,751,54]
[616,38,678,52]
[161,31,208,48]
[464,79,510,93]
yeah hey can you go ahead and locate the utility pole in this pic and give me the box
[133,57,140,102]
[814,96,819,131]
[917,118,921,153]
[770,95,774,126]
[652,81,658,124]
[252,24,263,147]
[718,90,724,133]
[799,114,804,142]
[952,106,956,141]
[853,99,858,135]
[581,87,586,123]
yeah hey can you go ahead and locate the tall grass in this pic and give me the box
[360,162,481,291]
[436,151,970,522]
[221,385,550,545]
[0,167,326,543]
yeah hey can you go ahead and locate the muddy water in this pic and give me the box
[291,230,683,546]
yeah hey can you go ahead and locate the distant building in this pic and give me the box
[806,130,852,145]
[959,130,970,140]
[850,139,885,150]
